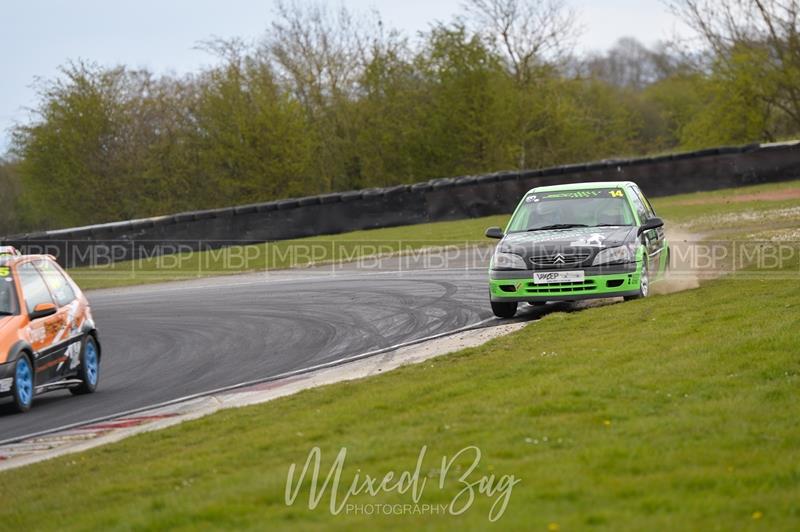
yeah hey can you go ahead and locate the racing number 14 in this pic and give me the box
[609,190,624,198]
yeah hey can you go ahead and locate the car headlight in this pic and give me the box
[492,251,527,270]
[592,244,638,266]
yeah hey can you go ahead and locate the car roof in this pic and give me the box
[0,255,56,268]
[528,181,637,194]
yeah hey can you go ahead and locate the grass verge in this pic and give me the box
[68,215,509,290]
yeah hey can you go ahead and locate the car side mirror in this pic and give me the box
[638,217,664,236]
[30,302,57,320]
[485,226,504,239]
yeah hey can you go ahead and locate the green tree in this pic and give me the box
[192,41,312,205]
[355,37,421,185]
[266,1,367,191]
[0,159,24,235]
[412,24,517,177]
[638,73,706,150]
[670,44,777,149]
[12,62,146,227]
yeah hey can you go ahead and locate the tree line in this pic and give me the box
[3,0,800,234]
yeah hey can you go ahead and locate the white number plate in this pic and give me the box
[533,270,585,284]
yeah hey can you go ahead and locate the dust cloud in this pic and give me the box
[651,228,702,295]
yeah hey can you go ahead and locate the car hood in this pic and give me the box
[497,226,637,269]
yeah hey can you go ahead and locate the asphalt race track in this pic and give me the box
[1,247,526,441]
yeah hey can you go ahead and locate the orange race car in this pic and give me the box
[0,247,101,413]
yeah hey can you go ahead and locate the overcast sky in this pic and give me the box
[0,0,691,154]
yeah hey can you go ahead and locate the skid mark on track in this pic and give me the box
[0,265,491,440]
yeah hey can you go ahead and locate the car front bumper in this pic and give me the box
[489,262,642,302]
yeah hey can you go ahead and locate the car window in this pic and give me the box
[626,187,649,223]
[632,186,656,218]
[35,259,76,307]
[18,262,55,315]
[0,265,18,315]
[507,188,635,232]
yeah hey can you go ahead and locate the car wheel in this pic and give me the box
[11,353,34,413]
[70,336,100,395]
[625,259,650,301]
[491,301,518,318]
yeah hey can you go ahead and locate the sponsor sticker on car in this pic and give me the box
[533,270,585,284]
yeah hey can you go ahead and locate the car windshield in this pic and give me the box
[507,188,635,233]
[0,266,18,315]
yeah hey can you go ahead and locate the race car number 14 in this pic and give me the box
[533,270,585,284]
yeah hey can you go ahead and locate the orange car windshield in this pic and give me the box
[0,268,18,315]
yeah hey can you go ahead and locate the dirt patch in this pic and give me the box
[746,227,800,241]
[675,188,800,206]
[678,206,800,231]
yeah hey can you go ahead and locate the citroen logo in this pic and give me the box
[553,253,565,264]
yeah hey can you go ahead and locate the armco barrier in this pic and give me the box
[5,141,800,267]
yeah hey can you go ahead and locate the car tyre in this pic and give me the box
[625,259,650,301]
[491,301,518,318]
[11,353,34,413]
[71,336,100,395]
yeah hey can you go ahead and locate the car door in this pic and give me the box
[17,261,69,384]
[635,185,667,273]
[34,258,83,377]
[627,185,664,273]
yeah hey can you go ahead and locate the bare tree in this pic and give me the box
[459,0,579,169]
[582,37,685,89]
[265,1,369,112]
[668,0,800,125]
[462,0,580,83]
[668,0,800,57]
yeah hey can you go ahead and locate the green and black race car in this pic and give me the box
[485,181,669,318]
